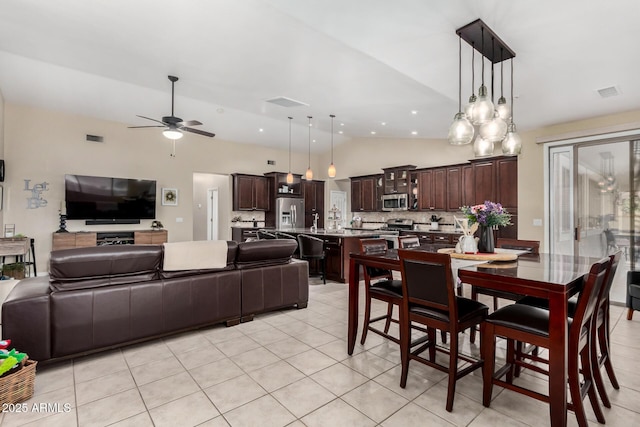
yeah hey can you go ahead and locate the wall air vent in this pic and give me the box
[86,134,104,143]
[265,96,309,108]
[267,160,276,165]
[597,86,620,98]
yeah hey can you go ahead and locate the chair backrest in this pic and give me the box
[596,251,622,314]
[296,234,324,258]
[275,232,296,240]
[570,257,611,340]
[496,238,540,254]
[359,238,392,280]
[398,236,420,249]
[257,230,277,240]
[359,238,388,254]
[398,249,456,317]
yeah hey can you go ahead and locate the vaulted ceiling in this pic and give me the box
[1,0,639,152]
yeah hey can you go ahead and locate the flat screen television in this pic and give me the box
[65,174,156,223]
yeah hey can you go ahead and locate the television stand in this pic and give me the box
[52,230,168,251]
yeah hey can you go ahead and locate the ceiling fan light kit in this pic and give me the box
[451,19,521,156]
[129,75,215,143]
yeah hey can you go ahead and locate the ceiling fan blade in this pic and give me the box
[179,120,202,127]
[136,115,167,125]
[182,127,215,138]
[128,125,164,129]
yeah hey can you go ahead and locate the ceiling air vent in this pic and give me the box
[86,134,104,143]
[597,86,620,98]
[265,96,309,108]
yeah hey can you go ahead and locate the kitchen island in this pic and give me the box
[272,228,396,283]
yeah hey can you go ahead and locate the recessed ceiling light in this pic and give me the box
[312,139,316,142]
[338,131,343,134]
[371,131,377,135]
[340,123,344,126]
[411,131,418,135]
[381,122,386,126]
[259,128,264,132]
[411,110,418,115]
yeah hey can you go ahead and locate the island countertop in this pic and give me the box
[272,228,397,238]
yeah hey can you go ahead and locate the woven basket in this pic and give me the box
[0,359,37,405]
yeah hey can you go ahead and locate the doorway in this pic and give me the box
[548,135,639,303]
[207,188,219,240]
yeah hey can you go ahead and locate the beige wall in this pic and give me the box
[192,173,232,241]
[3,103,314,270]
[3,101,639,269]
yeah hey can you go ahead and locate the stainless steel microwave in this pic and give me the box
[382,193,408,211]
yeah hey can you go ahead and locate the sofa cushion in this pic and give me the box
[235,239,297,269]
[49,245,162,291]
[161,241,238,279]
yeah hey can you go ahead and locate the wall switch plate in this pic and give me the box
[176,217,184,223]
[533,219,543,226]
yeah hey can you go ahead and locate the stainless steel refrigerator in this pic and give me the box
[275,197,304,229]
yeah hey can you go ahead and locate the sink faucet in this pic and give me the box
[311,213,319,233]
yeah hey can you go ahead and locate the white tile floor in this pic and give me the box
[1,278,639,427]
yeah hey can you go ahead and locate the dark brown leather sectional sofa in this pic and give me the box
[2,239,308,362]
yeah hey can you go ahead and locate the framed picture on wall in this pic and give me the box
[4,224,15,238]
[162,188,178,206]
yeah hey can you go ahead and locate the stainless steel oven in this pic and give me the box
[381,193,408,211]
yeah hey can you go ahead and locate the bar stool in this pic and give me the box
[297,234,326,284]
[481,257,611,427]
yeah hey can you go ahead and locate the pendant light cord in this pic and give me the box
[471,42,475,95]
[480,27,485,86]
[510,59,514,123]
[330,115,335,163]
[307,116,312,169]
[457,35,462,112]
[500,48,504,98]
[288,116,292,173]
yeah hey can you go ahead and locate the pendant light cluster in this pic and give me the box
[283,115,338,181]
[448,19,521,157]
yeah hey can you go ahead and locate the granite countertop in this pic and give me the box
[274,228,396,238]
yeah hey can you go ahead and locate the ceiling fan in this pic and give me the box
[129,75,215,140]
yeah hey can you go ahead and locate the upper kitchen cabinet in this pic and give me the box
[302,180,325,228]
[431,167,447,211]
[264,172,302,197]
[495,157,518,209]
[415,167,446,211]
[461,164,474,207]
[417,169,432,210]
[446,165,463,211]
[383,165,416,194]
[471,159,496,205]
[350,175,377,212]
[232,174,270,211]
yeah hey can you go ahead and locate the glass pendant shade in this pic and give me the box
[479,112,508,143]
[328,163,336,178]
[163,128,183,140]
[472,85,494,125]
[464,94,476,120]
[473,135,494,157]
[448,112,474,145]
[305,168,313,180]
[501,122,522,155]
[496,96,510,121]
[286,172,294,184]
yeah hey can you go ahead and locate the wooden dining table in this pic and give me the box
[347,248,598,427]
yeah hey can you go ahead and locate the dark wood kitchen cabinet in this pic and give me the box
[232,174,269,211]
[495,156,518,239]
[302,180,325,228]
[431,167,447,211]
[461,164,474,207]
[417,169,433,210]
[471,160,496,205]
[383,165,416,194]
[350,175,377,212]
[446,165,463,211]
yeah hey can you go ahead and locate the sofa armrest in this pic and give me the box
[1,277,52,361]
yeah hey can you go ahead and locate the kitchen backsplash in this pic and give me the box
[350,211,462,233]
[230,211,266,227]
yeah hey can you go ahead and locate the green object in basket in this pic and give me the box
[0,349,27,363]
[0,356,17,376]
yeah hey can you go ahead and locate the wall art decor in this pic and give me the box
[162,188,178,206]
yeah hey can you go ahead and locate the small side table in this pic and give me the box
[0,237,30,279]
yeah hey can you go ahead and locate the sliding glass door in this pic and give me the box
[549,137,639,303]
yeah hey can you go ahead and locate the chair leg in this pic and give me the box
[440,330,447,344]
[598,321,619,390]
[445,331,459,412]
[399,310,410,389]
[383,303,393,334]
[428,328,437,361]
[360,289,372,345]
[509,340,518,381]
[469,287,478,344]
[591,325,611,408]
[628,307,634,320]
[321,258,326,284]
[481,322,495,407]
[581,346,606,425]
[493,296,499,311]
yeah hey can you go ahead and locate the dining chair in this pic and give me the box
[359,238,401,345]
[257,230,278,240]
[515,251,621,407]
[628,270,640,320]
[481,257,611,427]
[297,234,326,284]
[398,249,488,412]
[275,231,299,257]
